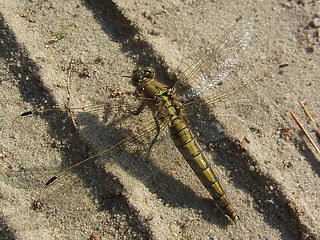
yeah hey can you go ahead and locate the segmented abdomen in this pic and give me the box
[169,117,239,222]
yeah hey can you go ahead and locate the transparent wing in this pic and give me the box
[15,95,145,128]
[174,16,252,98]
[171,15,287,119]
[182,64,288,121]
[15,95,169,186]
[47,115,167,185]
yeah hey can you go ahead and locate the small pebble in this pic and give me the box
[311,18,320,28]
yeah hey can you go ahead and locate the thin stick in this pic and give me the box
[299,100,320,140]
[65,62,78,129]
[288,110,320,155]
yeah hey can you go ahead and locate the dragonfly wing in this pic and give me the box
[17,94,167,185]
[183,64,287,115]
[175,16,253,98]
[46,110,166,185]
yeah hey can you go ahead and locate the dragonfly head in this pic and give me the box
[131,66,155,88]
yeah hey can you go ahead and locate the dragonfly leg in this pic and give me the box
[128,102,146,115]
[144,119,162,161]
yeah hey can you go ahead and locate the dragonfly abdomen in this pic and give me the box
[169,117,239,222]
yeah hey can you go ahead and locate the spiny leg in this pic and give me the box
[127,94,171,160]
[128,101,146,116]
[127,101,161,160]
[144,119,162,161]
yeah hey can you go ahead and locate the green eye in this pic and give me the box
[131,66,155,86]
[143,66,154,74]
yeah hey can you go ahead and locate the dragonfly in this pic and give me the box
[20,16,287,222]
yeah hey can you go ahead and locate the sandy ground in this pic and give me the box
[1,0,320,239]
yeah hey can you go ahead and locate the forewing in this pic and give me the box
[175,16,252,98]
[15,95,164,185]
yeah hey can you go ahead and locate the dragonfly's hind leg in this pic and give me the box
[144,120,162,161]
[127,101,165,160]
[128,102,146,115]
[127,101,158,160]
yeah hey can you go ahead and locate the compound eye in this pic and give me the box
[131,67,143,86]
[144,66,154,72]
[143,66,155,78]
[131,66,155,86]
